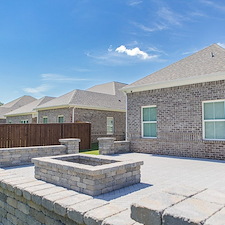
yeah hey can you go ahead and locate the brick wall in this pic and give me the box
[0,119,6,124]
[38,108,126,142]
[74,108,126,142]
[6,115,33,124]
[127,80,225,160]
[38,108,73,123]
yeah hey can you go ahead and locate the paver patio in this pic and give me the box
[4,153,225,209]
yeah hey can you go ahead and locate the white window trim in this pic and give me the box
[202,99,225,141]
[21,119,29,124]
[58,115,64,123]
[43,116,48,124]
[141,105,157,139]
[107,117,114,135]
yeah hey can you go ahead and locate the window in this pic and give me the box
[142,106,157,138]
[203,100,225,140]
[107,117,114,134]
[58,115,64,123]
[20,120,28,124]
[43,117,48,124]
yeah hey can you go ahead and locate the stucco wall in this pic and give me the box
[6,115,33,124]
[127,80,225,160]
[38,108,125,142]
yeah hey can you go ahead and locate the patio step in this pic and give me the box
[131,186,225,225]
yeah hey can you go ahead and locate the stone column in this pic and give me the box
[59,138,80,154]
[97,137,115,155]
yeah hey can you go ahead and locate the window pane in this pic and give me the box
[215,121,225,139]
[58,117,64,123]
[205,122,214,139]
[107,117,113,125]
[107,117,114,134]
[204,103,214,120]
[215,102,225,119]
[143,123,157,137]
[150,107,157,121]
[143,108,150,121]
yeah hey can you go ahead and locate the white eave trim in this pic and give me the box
[73,105,126,112]
[122,71,225,93]
[5,112,37,117]
[36,104,126,112]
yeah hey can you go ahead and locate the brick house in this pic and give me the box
[122,44,225,160]
[36,82,126,142]
[0,95,36,123]
[5,96,54,124]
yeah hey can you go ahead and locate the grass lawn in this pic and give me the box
[82,150,99,155]
[79,142,99,155]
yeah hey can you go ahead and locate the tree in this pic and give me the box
[0,102,4,106]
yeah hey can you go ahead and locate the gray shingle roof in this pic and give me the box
[5,96,55,116]
[0,95,36,119]
[123,44,225,92]
[37,82,127,111]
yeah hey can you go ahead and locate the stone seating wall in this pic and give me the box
[0,169,139,225]
[0,139,80,167]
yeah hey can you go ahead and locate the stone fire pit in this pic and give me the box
[32,154,143,196]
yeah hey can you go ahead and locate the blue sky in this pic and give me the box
[1,0,225,103]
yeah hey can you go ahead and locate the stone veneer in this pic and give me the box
[131,186,225,225]
[1,169,224,225]
[0,138,80,167]
[98,137,130,155]
[0,169,133,225]
[127,80,225,160]
[38,107,126,142]
[32,154,143,196]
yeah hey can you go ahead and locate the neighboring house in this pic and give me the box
[36,82,127,142]
[0,95,36,123]
[122,44,225,160]
[5,96,55,124]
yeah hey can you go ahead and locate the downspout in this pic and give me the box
[36,112,39,124]
[125,93,128,141]
[72,107,75,123]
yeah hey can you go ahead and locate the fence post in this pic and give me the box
[59,138,80,154]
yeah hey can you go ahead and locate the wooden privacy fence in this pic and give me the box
[0,123,91,150]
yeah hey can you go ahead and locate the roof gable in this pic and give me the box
[86,81,127,95]
[36,82,126,111]
[5,96,55,116]
[0,95,36,119]
[123,44,225,93]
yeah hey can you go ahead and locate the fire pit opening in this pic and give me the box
[55,155,118,166]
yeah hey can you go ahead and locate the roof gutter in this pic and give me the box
[122,71,225,93]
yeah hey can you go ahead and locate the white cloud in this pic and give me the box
[157,7,185,26]
[115,45,156,60]
[107,45,113,52]
[128,1,142,6]
[41,73,89,82]
[200,0,225,11]
[217,43,225,48]
[23,84,51,94]
[133,22,167,32]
